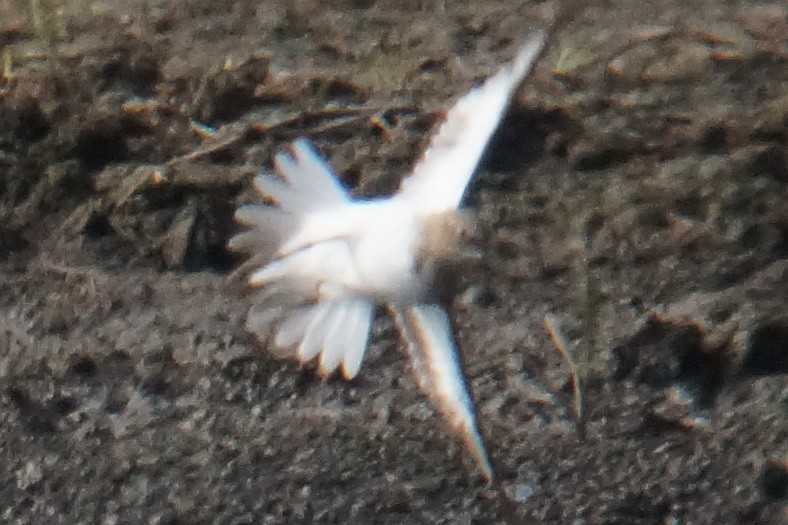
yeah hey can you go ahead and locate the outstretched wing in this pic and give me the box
[228,138,350,261]
[260,137,349,212]
[390,304,493,482]
[398,32,545,215]
[231,140,379,379]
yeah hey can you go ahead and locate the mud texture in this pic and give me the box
[1,1,786,524]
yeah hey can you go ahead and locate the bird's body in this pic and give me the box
[278,197,428,302]
[230,32,546,482]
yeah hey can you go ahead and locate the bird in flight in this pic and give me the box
[229,32,545,482]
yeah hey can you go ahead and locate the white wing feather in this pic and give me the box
[256,138,348,212]
[399,31,545,214]
[228,139,349,259]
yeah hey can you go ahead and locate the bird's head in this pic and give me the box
[416,210,482,302]
[418,210,476,256]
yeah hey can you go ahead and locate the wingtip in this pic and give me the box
[511,30,547,78]
[272,150,296,177]
[226,231,257,254]
[463,423,495,484]
[290,137,324,168]
[291,136,313,153]
[234,204,270,225]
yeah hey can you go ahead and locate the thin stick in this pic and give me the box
[543,314,586,440]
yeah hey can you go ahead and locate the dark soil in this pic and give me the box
[1,1,786,523]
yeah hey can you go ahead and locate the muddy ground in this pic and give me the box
[1,1,786,523]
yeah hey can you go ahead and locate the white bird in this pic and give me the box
[229,32,545,482]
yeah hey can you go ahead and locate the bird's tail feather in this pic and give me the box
[246,293,375,379]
